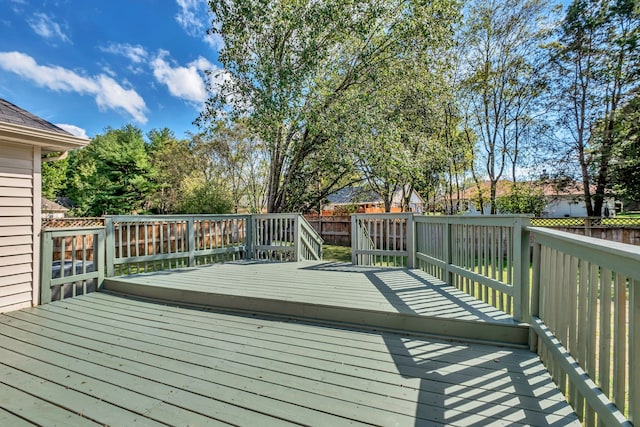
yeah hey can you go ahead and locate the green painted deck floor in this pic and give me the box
[0,292,579,426]
[104,261,529,346]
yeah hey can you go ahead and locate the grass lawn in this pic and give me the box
[323,244,352,262]
[617,211,640,218]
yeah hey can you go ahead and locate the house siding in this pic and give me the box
[0,141,36,312]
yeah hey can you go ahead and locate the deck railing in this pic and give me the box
[298,215,323,260]
[250,214,323,261]
[529,227,639,426]
[41,214,320,286]
[413,215,530,321]
[105,215,251,275]
[351,213,414,267]
[40,226,105,304]
[350,213,638,425]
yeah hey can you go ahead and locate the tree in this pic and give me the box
[197,120,268,213]
[146,128,195,214]
[66,125,157,216]
[609,94,640,203]
[41,155,69,200]
[176,178,233,214]
[495,183,547,215]
[201,0,459,212]
[460,0,554,213]
[550,0,640,215]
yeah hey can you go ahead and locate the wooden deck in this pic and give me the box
[0,292,579,426]
[104,261,529,346]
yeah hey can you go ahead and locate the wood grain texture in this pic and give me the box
[0,292,579,426]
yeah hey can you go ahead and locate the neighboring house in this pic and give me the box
[41,197,68,219]
[0,98,88,313]
[444,180,618,217]
[323,185,424,215]
[536,181,619,217]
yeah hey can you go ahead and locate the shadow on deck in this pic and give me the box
[0,261,580,426]
[104,260,529,347]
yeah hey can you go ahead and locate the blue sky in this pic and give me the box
[0,0,224,139]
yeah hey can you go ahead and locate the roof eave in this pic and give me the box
[0,121,89,154]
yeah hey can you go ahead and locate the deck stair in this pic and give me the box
[103,260,529,348]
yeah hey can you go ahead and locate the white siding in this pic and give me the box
[0,141,35,312]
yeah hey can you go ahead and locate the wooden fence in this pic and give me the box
[304,215,351,246]
[531,217,640,246]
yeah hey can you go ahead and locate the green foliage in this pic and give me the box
[550,0,640,215]
[201,0,460,212]
[461,0,555,214]
[193,120,268,213]
[610,96,640,203]
[176,179,233,214]
[146,128,195,214]
[495,184,546,216]
[41,155,69,200]
[66,125,157,216]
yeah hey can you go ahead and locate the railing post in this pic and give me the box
[187,217,195,267]
[631,278,640,424]
[40,230,53,305]
[245,215,253,260]
[443,218,453,285]
[512,216,531,322]
[105,217,115,277]
[351,215,358,265]
[294,215,301,261]
[529,239,541,352]
[96,228,105,290]
[406,214,415,269]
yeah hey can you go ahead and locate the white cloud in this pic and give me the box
[203,32,224,51]
[150,51,217,104]
[0,51,148,123]
[56,123,89,138]
[175,0,224,50]
[27,12,71,44]
[100,43,148,63]
[175,0,207,36]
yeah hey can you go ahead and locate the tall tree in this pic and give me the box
[66,125,157,216]
[460,0,554,213]
[41,155,69,200]
[201,0,459,212]
[550,0,640,215]
[147,128,195,214]
[609,94,640,203]
[197,120,268,213]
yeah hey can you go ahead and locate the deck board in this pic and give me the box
[0,407,35,427]
[0,293,579,426]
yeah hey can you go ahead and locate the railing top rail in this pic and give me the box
[43,226,106,235]
[351,213,414,219]
[104,214,252,222]
[528,225,640,280]
[299,215,324,243]
[252,213,300,219]
[414,214,532,226]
